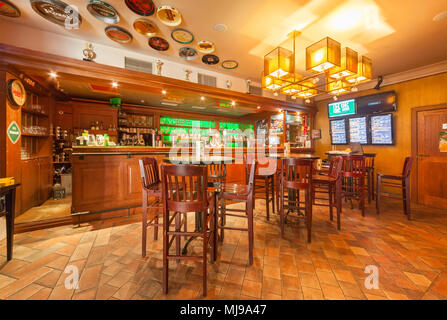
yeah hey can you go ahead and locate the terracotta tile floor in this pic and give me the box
[1,198,447,300]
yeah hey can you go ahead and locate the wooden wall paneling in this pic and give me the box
[20,159,40,212]
[39,156,52,202]
[72,101,117,130]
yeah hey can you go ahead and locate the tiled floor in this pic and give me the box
[1,198,447,300]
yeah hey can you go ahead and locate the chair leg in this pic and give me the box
[163,209,169,294]
[247,197,254,265]
[220,198,225,242]
[405,178,411,220]
[175,212,181,257]
[280,181,285,238]
[202,210,208,297]
[306,189,312,243]
[265,177,270,221]
[371,168,375,201]
[360,184,365,217]
[336,180,342,230]
[376,175,381,215]
[367,172,372,204]
[329,183,333,221]
[142,192,148,258]
[276,174,280,212]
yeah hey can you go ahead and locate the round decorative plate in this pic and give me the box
[125,0,155,16]
[171,28,193,44]
[133,18,157,36]
[222,60,239,69]
[148,36,169,51]
[7,79,26,107]
[156,5,182,26]
[202,54,219,65]
[87,0,119,24]
[105,26,132,44]
[196,40,215,54]
[30,0,82,28]
[179,47,198,61]
[0,0,21,17]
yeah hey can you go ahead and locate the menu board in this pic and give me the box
[370,114,393,145]
[330,119,347,144]
[348,117,368,144]
[328,99,356,118]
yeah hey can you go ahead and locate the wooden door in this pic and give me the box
[39,157,52,202]
[417,108,447,208]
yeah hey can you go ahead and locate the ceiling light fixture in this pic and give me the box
[111,81,118,88]
[214,23,227,32]
[201,96,205,101]
[231,101,235,106]
[433,11,447,21]
[162,89,167,95]
[257,106,261,109]
[49,72,57,78]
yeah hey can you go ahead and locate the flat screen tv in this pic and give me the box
[370,113,394,145]
[328,99,356,118]
[330,119,347,145]
[348,116,368,144]
[357,91,397,115]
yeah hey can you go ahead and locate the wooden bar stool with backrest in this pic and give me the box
[279,158,313,242]
[364,153,376,203]
[312,156,344,230]
[341,155,366,216]
[218,158,256,264]
[139,158,166,258]
[376,157,413,220]
[161,164,216,296]
[254,154,275,220]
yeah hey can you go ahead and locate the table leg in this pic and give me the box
[6,189,16,261]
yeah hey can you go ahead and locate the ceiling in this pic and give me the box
[2,0,447,82]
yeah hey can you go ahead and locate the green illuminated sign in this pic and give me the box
[328,99,356,118]
[7,121,21,144]
[160,116,215,128]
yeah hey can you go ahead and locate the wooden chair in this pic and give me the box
[0,184,19,261]
[312,156,343,230]
[279,158,313,242]
[341,155,366,216]
[160,164,216,296]
[253,155,275,221]
[208,163,226,185]
[364,153,376,203]
[376,157,413,220]
[139,158,164,258]
[218,159,256,264]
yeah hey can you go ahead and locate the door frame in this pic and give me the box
[411,103,447,203]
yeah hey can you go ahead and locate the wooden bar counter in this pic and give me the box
[71,146,314,216]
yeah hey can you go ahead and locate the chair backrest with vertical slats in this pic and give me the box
[341,155,365,178]
[329,156,343,181]
[161,164,208,213]
[208,163,226,181]
[402,157,413,178]
[363,153,376,170]
[245,159,257,194]
[139,157,160,189]
[281,158,313,190]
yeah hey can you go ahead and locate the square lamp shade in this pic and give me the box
[326,79,350,95]
[296,81,317,98]
[346,56,372,84]
[262,73,283,91]
[280,73,302,95]
[306,37,341,73]
[264,47,294,79]
[328,47,358,79]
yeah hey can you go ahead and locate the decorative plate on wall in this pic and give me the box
[171,28,193,44]
[179,47,198,61]
[222,60,239,69]
[196,40,215,54]
[87,0,119,24]
[133,18,157,36]
[124,0,155,16]
[105,26,133,44]
[7,79,26,107]
[0,0,21,17]
[156,5,182,26]
[30,0,82,28]
[148,36,169,51]
[202,54,219,65]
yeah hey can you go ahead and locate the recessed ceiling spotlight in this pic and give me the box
[333,95,338,101]
[433,11,447,21]
[49,72,57,78]
[291,96,297,100]
[351,87,358,92]
[214,23,227,32]
[111,81,118,88]
[162,89,167,95]
[141,100,145,103]
[273,91,278,97]
[201,96,205,101]
[279,109,282,113]
[305,98,311,104]
[257,106,261,109]
[231,101,235,106]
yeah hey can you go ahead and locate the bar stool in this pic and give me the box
[208,163,226,185]
[364,153,376,203]
[253,155,275,220]
[376,157,413,220]
[312,156,343,230]
[341,155,366,216]
[139,158,164,258]
[160,164,216,296]
[218,159,256,264]
[279,158,313,242]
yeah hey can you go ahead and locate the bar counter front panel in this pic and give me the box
[71,146,312,215]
